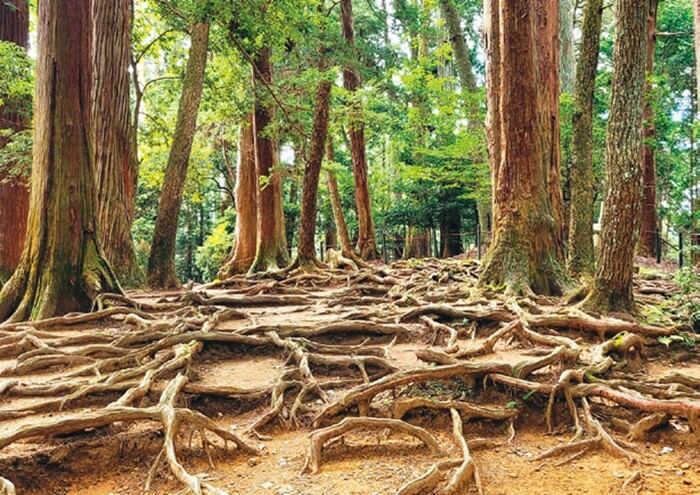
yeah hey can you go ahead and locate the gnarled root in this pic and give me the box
[534,398,635,465]
[0,375,258,494]
[301,417,444,474]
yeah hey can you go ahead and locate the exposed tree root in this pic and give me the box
[534,398,635,465]
[0,259,694,493]
[301,417,444,474]
[0,374,257,494]
[391,397,517,423]
[442,408,483,495]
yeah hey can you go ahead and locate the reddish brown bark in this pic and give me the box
[92,0,143,287]
[0,0,30,284]
[483,0,501,221]
[536,0,565,263]
[249,48,291,273]
[0,0,120,322]
[147,22,210,288]
[638,0,659,258]
[219,114,257,277]
[295,79,333,267]
[326,142,353,255]
[341,0,378,260]
[583,0,649,314]
[479,0,565,296]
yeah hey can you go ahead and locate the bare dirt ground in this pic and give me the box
[0,257,698,495]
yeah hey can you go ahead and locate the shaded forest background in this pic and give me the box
[0,0,698,284]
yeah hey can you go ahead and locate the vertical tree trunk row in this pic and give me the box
[638,0,660,258]
[92,0,143,287]
[583,0,649,314]
[341,0,378,260]
[219,114,257,278]
[0,0,120,322]
[0,0,30,284]
[479,0,564,296]
[296,78,333,267]
[568,0,603,277]
[249,47,291,273]
[147,22,210,288]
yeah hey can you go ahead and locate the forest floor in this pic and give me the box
[0,257,698,495]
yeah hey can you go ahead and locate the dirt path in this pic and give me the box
[0,259,698,495]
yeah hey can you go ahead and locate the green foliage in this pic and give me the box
[0,129,31,184]
[196,207,235,280]
[0,40,33,119]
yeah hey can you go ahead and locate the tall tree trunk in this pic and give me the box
[440,0,476,93]
[559,0,576,94]
[326,142,354,255]
[341,0,378,260]
[536,0,566,264]
[219,114,257,277]
[483,0,501,223]
[441,0,488,246]
[582,0,649,314]
[0,0,120,322]
[249,47,291,273]
[92,0,143,287]
[638,0,659,258]
[478,0,565,296]
[0,0,30,285]
[440,207,463,257]
[147,22,209,288]
[295,79,333,268]
[568,0,603,277]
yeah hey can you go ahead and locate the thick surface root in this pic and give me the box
[0,258,695,494]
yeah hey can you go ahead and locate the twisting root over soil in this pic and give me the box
[0,477,15,495]
[301,417,444,474]
[0,258,696,493]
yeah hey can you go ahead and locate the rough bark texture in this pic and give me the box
[559,0,576,94]
[249,48,291,273]
[536,0,566,264]
[219,114,257,278]
[638,0,659,258]
[440,0,476,93]
[326,143,353,254]
[582,0,649,314]
[0,0,30,285]
[478,0,565,296]
[296,79,333,267]
[147,22,209,288]
[0,0,121,322]
[568,0,603,277]
[341,0,378,260]
[483,0,501,222]
[92,0,143,287]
